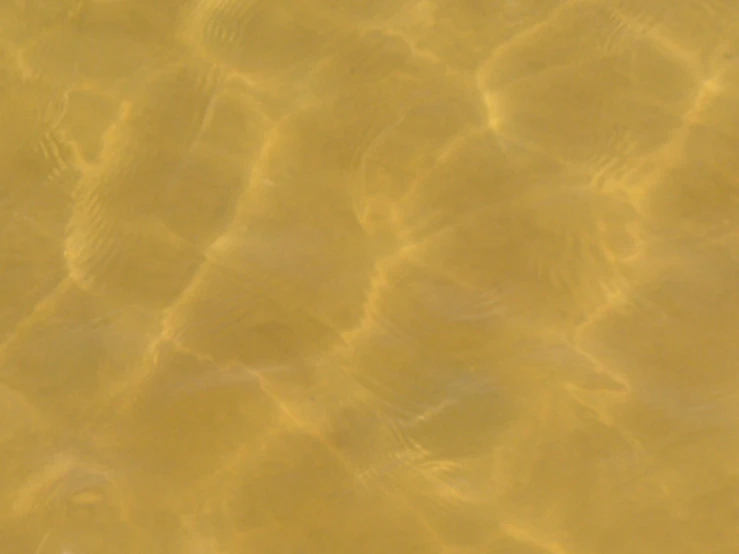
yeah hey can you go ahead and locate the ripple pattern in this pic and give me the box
[1,0,738,553]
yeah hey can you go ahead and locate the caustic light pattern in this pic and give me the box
[0,0,738,553]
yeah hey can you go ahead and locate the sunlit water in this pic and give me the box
[1,1,738,552]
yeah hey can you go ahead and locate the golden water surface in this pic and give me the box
[1,0,738,552]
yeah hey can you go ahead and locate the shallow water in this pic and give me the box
[1,0,739,552]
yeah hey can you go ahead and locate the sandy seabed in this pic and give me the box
[0,1,738,552]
